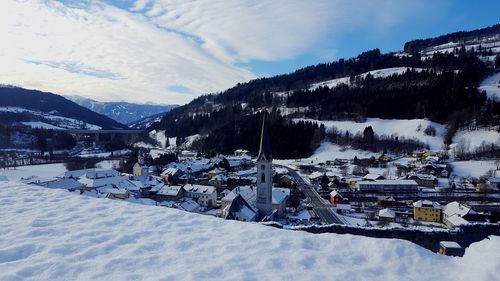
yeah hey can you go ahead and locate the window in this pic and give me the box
[261,173,265,183]
[261,164,265,170]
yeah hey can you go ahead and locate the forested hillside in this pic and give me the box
[152,25,500,158]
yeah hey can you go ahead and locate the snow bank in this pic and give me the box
[0,182,499,281]
[479,72,500,101]
[296,118,445,151]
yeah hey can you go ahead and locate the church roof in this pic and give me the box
[257,113,272,161]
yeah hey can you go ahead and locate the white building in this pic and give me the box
[183,184,217,208]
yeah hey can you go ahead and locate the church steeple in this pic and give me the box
[256,112,273,218]
[257,113,272,161]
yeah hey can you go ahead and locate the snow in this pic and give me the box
[301,142,378,163]
[95,160,121,170]
[309,67,425,90]
[450,160,498,178]
[1,181,499,280]
[21,122,63,130]
[451,129,500,151]
[0,163,67,182]
[479,72,500,101]
[296,118,445,151]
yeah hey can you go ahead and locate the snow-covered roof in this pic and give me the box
[378,208,396,218]
[445,214,469,227]
[222,186,256,205]
[179,199,200,212]
[78,176,135,189]
[40,178,84,190]
[183,184,215,195]
[157,185,183,196]
[363,173,385,181]
[330,190,342,197]
[443,201,474,217]
[272,188,290,205]
[413,200,441,209]
[440,241,462,249]
[98,187,129,195]
[64,168,120,180]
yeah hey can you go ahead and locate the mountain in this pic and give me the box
[151,24,500,159]
[127,112,166,129]
[66,96,177,125]
[0,86,128,130]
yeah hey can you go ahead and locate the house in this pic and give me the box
[160,168,184,184]
[178,199,200,212]
[378,208,396,222]
[439,241,465,257]
[335,204,351,215]
[62,168,119,179]
[357,180,418,192]
[408,174,437,187]
[442,201,473,228]
[272,188,290,215]
[413,200,441,222]
[155,185,184,201]
[221,186,256,211]
[330,190,343,204]
[97,186,130,199]
[183,184,217,208]
[363,173,386,181]
[222,194,258,222]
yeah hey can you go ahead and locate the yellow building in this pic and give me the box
[413,200,441,222]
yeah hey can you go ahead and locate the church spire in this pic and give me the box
[257,112,272,161]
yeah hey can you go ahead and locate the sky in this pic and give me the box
[0,0,499,105]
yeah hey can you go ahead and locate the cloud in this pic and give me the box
[0,0,434,104]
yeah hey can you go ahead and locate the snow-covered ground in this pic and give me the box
[0,182,498,281]
[0,163,66,182]
[479,71,500,101]
[296,118,445,151]
[450,160,498,178]
[309,67,425,90]
[451,128,500,152]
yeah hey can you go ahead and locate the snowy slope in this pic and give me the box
[451,129,500,151]
[309,67,425,90]
[296,118,445,151]
[0,182,499,281]
[479,72,500,101]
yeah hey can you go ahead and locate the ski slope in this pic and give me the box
[0,182,498,281]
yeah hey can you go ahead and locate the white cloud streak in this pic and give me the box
[0,0,433,104]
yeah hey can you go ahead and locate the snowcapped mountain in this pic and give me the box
[66,95,177,125]
[0,86,127,130]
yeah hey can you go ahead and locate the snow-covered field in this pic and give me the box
[451,129,500,152]
[296,118,445,151]
[0,182,498,281]
[450,160,498,178]
[0,163,66,182]
[479,72,500,101]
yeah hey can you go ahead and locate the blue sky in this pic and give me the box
[1,0,499,104]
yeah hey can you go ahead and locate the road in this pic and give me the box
[284,166,345,225]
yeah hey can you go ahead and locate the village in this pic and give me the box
[3,117,498,257]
